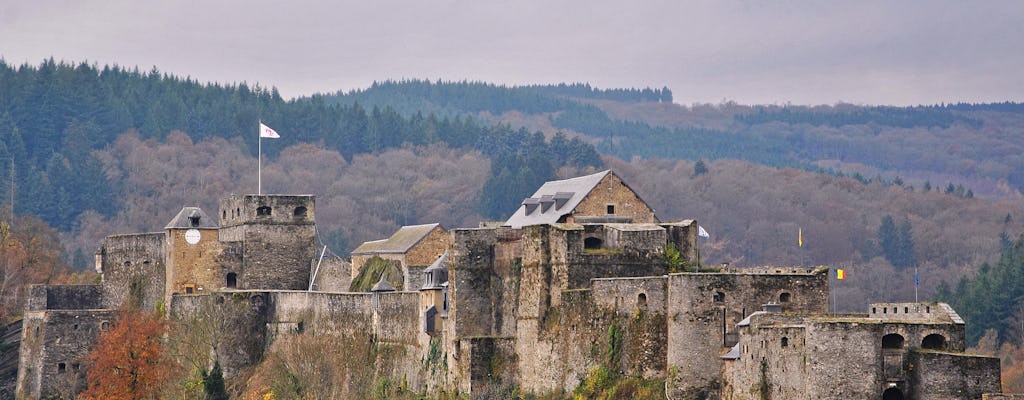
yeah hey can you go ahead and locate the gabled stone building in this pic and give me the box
[351,223,451,290]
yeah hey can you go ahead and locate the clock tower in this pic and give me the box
[164,207,222,306]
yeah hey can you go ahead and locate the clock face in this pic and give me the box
[185,229,201,245]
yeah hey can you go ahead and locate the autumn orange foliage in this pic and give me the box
[79,308,168,400]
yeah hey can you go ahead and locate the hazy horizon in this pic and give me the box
[2,0,1022,106]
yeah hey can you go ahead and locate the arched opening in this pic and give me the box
[882,387,904,400]
[713,291,725,303]
[779,292,791,303]
[256,206,272,216]
[781,337,789,347]
[584,237,603,249]
[882,333,905,349]
[223,210,227,219]
[294,206,307,217]
[226,272,237,289]
[922,333,946,350]
[637,292,648,308]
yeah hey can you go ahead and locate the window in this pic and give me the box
[584,237,603,249]
[58,362,66,373]
[713,291,725,303]
[606,204,615,214]
[226,272,237,289]
[223,210,227,219]
[184,284,195,294]
[781,337,789,347]
[904,306,909,314]
[779,292,791,303]
[637,292,648,308]
[189,216,200,227]
[257,206,272,216]
[294,206,308,217]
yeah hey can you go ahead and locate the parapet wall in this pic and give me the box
[910,350,1001,400]
[26,285,102,311]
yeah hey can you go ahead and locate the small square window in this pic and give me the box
[606,204,615,214]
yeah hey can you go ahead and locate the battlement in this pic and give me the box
[218,194,315,228]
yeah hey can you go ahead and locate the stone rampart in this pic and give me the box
[26,285,102,311]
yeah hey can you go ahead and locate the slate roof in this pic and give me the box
[504,170,611,228]
[164,207,219,229]
[371,274,396,292]
[351,223,441,255]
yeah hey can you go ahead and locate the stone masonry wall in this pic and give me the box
[98,232,166,310]
[26,285,102,311]
[165,227,223,303]
[910,350,1001,400]
[666,269,829,397]
[406,226,452,267]
[16,310,117,399]
[570,172,656,223]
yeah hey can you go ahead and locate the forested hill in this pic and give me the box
[0,60,600,232]
[328,80,1024,199]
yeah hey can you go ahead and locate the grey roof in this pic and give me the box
[504,170,611,228]
[351,223,441,255]
[164,207,219,229]
[422,251,449,290]
[371,274,396,292]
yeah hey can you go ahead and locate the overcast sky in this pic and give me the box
[1,1,1021,106]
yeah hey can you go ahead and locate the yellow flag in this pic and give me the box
[798,228,803,247]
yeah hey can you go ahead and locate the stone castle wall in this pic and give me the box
[26,285,102,311]
[165,227,224,301]
[666,269,829,396]
[910,350,1001,400]
[16,309,117,399]
[97,233,166,310]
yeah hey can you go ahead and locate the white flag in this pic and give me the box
[259,122,280,139]
[698,225,710,238]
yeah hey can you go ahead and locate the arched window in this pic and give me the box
[584,237,603,249]
[226,272,237,289]
[294,206,308,217]
[637,292,648,308]
[882,333,905,349]
[921,333,946,350]
[223,210,227,220]
[256,206,272,216]
[779,292,791,303]
[713,291,725,303]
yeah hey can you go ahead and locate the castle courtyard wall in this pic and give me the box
[909,350,1001,400]
[16,309,117,399]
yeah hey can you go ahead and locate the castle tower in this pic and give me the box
[218,194,316,290]
[419,252,449,335]
[164,207,222,304]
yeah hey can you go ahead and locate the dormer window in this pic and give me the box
[189,216,200,227]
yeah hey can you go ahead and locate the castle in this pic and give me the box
[11,170,1011,399]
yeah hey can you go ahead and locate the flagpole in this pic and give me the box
[258,120,262,195]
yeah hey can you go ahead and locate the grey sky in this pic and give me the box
[2,0,1022,105]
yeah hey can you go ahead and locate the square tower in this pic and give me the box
[218,194,316,290]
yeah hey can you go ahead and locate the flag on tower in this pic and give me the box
[259,122,280,139]
[698,225,710,238]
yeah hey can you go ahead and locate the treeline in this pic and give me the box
[939,232,1024,346]
[0,60,601,232]
[735,105,980,129]
[521,82,673,103]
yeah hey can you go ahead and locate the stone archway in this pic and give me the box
[882,387,904,400]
